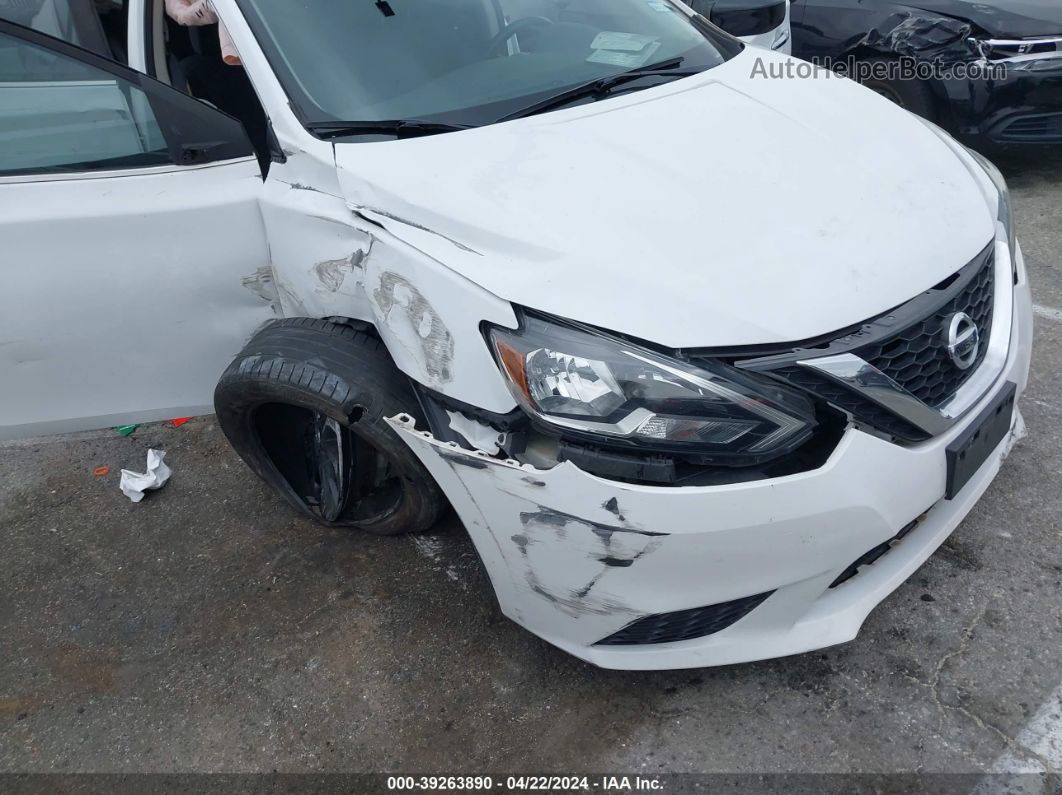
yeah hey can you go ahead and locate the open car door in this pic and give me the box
[0,19,276,440]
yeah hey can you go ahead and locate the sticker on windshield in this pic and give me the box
[587,41,661,68]
[646,0,672,11]
[591,32,659,53]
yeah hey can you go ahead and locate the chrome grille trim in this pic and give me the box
[797,353,952,436]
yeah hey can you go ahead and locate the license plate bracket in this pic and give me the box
[945,382,1017,500]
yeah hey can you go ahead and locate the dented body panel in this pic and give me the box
[0,0,1039,669]
[388,266,1032,668]
[792,0,1062,144]
[258,160,375,322]
[358,222,520,413]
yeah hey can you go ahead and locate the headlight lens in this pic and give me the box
[489,313,816,461]
[968,148,1017,267]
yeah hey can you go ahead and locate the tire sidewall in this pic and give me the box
[214,321,445,535]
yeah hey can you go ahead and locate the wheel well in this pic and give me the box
[319,316,382,340]
[843,52,945,121]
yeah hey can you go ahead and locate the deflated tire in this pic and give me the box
[213,318,445,534]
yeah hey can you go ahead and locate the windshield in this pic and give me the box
[237,0,739,130]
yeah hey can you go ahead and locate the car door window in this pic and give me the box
[0,27,168,174]
[0,17,271,442]
[0,0,128,62]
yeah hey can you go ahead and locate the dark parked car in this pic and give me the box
[791,0,1062,146]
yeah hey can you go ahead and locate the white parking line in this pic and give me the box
[1033,304,1062,323]
[978,683,1062,792]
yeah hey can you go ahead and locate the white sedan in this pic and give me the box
[0,0,1030,669]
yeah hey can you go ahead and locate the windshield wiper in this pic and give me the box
[498,58,703,122]
[307,119,474,140]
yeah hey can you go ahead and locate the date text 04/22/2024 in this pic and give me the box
[386,776,665,791]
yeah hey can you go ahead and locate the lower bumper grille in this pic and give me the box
[991,112,1062,144]
[596,591,773,646]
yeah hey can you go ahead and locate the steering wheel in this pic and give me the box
[486,16,556,57]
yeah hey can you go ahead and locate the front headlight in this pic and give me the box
[967,148,1017,267]
[488,313,816,462]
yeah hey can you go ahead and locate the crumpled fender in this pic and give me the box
[855,9,974,62]
[794,3,981,64]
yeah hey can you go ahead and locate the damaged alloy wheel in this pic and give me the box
[214,318,445,534]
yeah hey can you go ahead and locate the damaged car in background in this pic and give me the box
[0,0,1033,669]
[791,0,1062,146]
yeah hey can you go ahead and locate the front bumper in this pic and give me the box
[944,58,1062,144]
[391,257,1034,671]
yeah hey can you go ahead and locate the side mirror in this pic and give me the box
[705,0,789,38]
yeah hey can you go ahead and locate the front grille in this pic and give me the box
[992,112,1062,144]
[596,591,773,646]
[741,246,999,441]
[857,257,994,408]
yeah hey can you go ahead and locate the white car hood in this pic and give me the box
[335,50,995,348]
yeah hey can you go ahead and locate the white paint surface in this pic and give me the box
[0,159,274,440]
[334,47,995,348]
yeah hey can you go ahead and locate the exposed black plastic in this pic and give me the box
[412,384,528,456]
[414,385,527,433]
[597,591,775,646]
[829,515,924,588]
[557,442,678,484]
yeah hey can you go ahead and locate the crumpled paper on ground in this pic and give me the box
[120,449,172,503]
